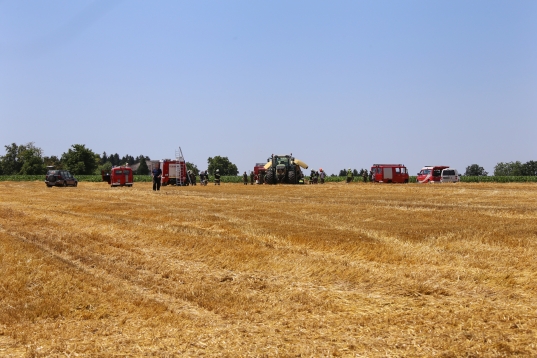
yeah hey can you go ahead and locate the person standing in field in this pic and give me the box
[250,171,254,185]
[152,164,162,191]
[319,168,326,184]
[243,171,248,185]
[362,170,368,183]
[190,171,196,185]
[346,168,354,184]
[214,169,221,185]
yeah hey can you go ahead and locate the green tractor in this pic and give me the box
[263,154,308,184]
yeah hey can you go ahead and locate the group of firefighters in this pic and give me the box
[344,168,372,183]
[152,166,373,191]
[151,167,222,191]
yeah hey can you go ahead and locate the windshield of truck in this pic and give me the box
[420,169,431,175]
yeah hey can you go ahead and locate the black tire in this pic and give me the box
[288,170,296,184]
[74,181,78,187]
[46,184,52,188]
[265,170,274,185]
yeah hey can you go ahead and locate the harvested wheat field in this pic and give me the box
[0,181,536,357]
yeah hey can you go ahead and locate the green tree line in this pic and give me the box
[0,142,240,177]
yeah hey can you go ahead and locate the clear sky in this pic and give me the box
[1,0,536,175]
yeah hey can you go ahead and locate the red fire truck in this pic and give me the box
[370,164,409,183]
[148,159,189,186]
[416,165,449,183]
[253,163,267,184]
[101,166,133,187]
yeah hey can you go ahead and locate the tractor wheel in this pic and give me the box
[265,170,274,185]
[288,170,296,184]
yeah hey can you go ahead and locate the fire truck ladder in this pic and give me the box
[175,147,192,186]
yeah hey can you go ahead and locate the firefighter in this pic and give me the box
[190,171,196,185]
[362,169,368,183]
[369,169,374,183]
[310,169,315,184]
[152,165,162,191]
[346,168,353,184]
[319,168,326,184]
[250,171,254,185]
[214,169,221,185]
[243,171,248,185]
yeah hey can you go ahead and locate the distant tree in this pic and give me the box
[134,155,149,165]
[464,164,488,176]
[101,152,108,165]
[186,162,199,176]
[521,161,537,176]
[207,156,238,176]
[494,161,523,176]
[44,155,62,169]
[338,169,346,177]
[136,157,149,175]
[1,143,24,175]
[19,144,46,175]
[61,144,98,175]
[1,142,45,175]
[121,154,135,166]
[95,161,113,174]
[353,169,359,176]
[108,153,120,166]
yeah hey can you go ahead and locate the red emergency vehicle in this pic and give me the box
[148,159,189,186]
[101,166,133,187]
[253,163,267,184]
[370,164,409,183]
[416,166,449,183]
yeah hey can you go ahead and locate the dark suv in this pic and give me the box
[45,170,78,187]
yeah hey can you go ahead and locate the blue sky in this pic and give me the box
[1,0,536,175]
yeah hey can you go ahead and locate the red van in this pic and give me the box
[370,164,409,183]
[102,167,133,187]
[417,166,449,183]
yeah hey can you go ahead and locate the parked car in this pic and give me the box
[440,168,461,183]
[417,165,449,183]
[45,170,78,187]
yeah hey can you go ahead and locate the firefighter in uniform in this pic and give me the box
[190,171,196,185]
[346,168,353,184]
[250,171,254,185]
[214,169,221,185]
[152,165,162,191]
[319,168,326,184]
[243,171,248,185]
[362,170,368,183]
[369,169,374,183]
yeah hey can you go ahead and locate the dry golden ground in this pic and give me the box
[0,181,536,357]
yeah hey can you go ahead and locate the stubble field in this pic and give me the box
[0,181,536,357]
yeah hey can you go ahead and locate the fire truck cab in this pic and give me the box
[417,166,449,183]
[370,164,409,183]
[102,166,133,187]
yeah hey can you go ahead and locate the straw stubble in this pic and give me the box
[0,182,536,356]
